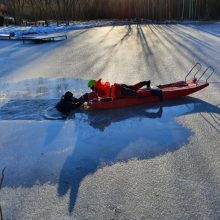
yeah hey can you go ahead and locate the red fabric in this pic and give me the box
[94,79,111,97]
[111,83,122,99]
[88,91,98,100]
[89,80,149,100]
[111,82,148,99]
[88,79,111,100]
[137,90,151,97]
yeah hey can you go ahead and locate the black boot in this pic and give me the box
[159,91,163,101]
[151,89,163,101]
[146,80,151,90]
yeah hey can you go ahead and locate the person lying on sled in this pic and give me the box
[55,91,88,115]
[88,79,163,101]
[88,79,151,99]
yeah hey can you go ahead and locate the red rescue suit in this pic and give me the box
[88,79,111,99]
[89,80,151,100]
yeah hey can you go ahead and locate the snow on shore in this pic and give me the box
[0,20,122,36]
[0,20,219,36]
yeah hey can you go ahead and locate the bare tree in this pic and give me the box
[2,0,220,23]
[205,0,209,19]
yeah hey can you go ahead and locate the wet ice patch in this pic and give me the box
[0,78,88,100]
[0,78,89,120]
[0,99,55,120]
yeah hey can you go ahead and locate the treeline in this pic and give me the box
[1,0,220,23]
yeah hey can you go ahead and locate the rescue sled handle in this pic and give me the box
[185,63,202,82]
[185,63,214,83]
[198,66,215,83]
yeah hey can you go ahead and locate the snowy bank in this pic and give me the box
[0,20,219,36]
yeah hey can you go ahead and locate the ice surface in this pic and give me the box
[0,22,220,219]
[0,78,220,214]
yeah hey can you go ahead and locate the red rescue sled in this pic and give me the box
[87,63,214,110]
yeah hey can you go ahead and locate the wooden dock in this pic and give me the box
[0,32,67,43]
[19,33,68,43]
[0,33,15,40]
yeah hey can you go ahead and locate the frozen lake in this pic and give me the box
[0,23,220,219]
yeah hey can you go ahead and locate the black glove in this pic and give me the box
[82,93,89,102]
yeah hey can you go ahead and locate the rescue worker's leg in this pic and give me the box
[123,81,151,91]
[121,86,137,96]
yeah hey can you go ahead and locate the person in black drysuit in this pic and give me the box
[56,91,88,115]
